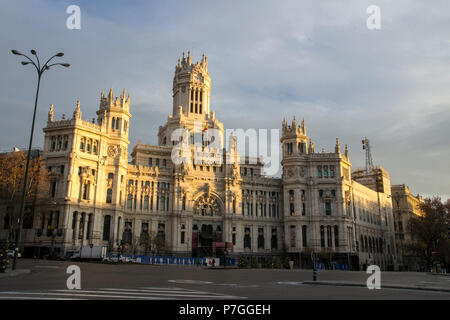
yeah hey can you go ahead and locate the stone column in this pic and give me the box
[252,225,258,252]
[73,212,80,246]
[82,213,88,245]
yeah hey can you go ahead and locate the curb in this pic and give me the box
[0,269,31,279]
[302,280,450,293]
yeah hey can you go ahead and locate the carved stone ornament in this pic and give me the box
[194,194,221,217]
[107,145,117,157]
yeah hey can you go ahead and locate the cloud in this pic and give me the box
[1,0,450,199]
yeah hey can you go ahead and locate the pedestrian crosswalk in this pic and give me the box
[0,287,247,300]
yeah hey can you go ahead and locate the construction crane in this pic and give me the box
[362,137,374,174]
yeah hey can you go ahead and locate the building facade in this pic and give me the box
[391,184,423,271]
[0,52,398,270]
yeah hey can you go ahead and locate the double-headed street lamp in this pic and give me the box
[10,49,69,270]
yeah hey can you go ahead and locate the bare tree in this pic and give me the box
[138,230,167,260]
[0,151,49,243]
[407,197,450,269]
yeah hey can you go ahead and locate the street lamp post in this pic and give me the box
[10,49,69,270]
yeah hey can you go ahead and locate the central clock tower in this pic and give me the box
[172,51,211,118]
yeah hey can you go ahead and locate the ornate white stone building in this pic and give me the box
[1,52,398,270]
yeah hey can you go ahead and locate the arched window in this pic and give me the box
[51,137,56,151]
[63,136,69,150]
[57,136,62,151]
[258,228,265,249]
[334,225,339,247]
[244,227,251,249]
[102,215,111,241]
[86,214,93,239]
[320,225,325,247]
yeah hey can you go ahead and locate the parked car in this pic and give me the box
[7,250,21,259]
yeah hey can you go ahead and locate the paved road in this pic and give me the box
[0,259,449,300]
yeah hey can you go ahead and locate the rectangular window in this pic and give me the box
[318,166,322,178]
[271,228,278,249]
[148,158,152,166]
[334,226,339,247]
[325,201,332,215]
[106,188,112,204]
[320,226,325,247]
[302,225,307,247]
[324,166,328,178]
[327,226,332,248]
[82,183,88,200]
[51,181,57,198]
[290,203,295,216]
[181,231,185,244]
[290,226,296,248]
[330,165,335,177]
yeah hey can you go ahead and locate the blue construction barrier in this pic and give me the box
[105,253,236,266]
[314,262,349,270]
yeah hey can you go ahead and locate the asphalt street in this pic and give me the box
[0,259,449,300]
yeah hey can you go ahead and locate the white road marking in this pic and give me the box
[168,280,213,284]
[0,287,247,300]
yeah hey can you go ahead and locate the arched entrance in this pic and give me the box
[192,192,223,257]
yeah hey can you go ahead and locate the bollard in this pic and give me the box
[313,264,317,281]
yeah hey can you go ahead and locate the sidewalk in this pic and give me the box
[0,268,31,279]
[303,280,450,293]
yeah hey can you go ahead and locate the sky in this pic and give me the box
[0,0,449,199]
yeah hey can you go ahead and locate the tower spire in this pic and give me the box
[73,100,81,120]
[335,138,341,154]
[48,104,54,122]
